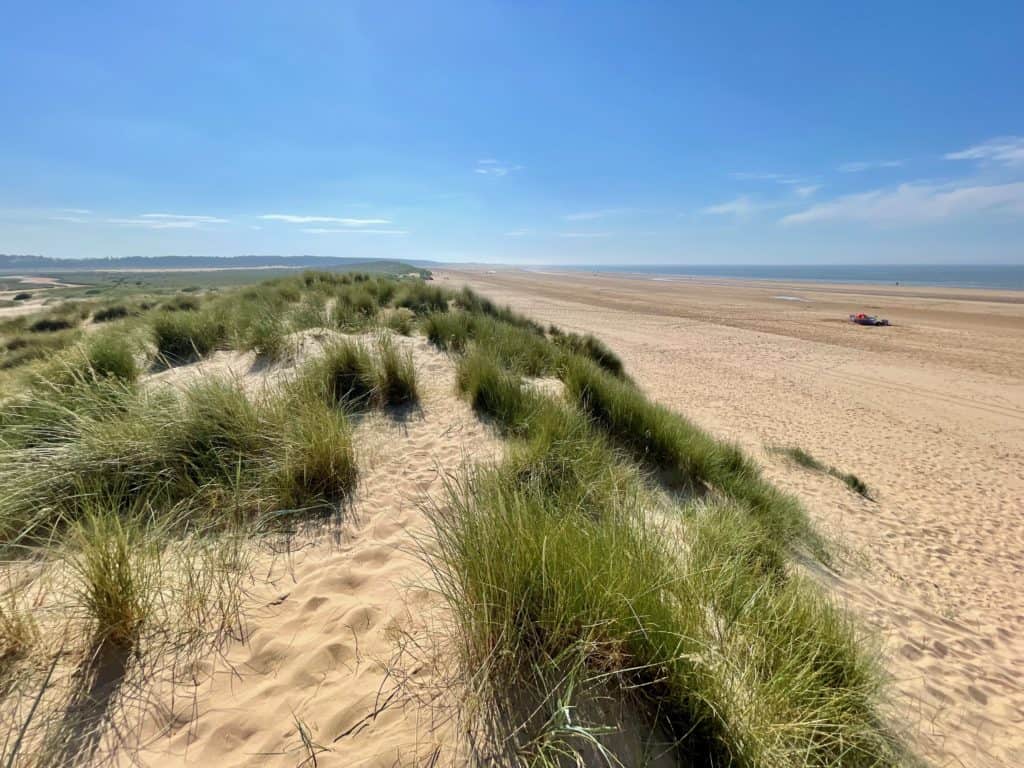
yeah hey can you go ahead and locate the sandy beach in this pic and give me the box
[437,267,1024,767]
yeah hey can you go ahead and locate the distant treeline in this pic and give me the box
[0,254,430,275]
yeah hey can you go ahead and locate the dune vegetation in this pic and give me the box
[774,445,873,499]
[0,269,905,766]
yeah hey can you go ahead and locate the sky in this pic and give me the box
[1,1,1023,265]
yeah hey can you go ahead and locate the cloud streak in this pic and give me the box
[837,160,903,173]
[700,196,768,216]
[106,213,228,229]
[557,231,611,238]
[261,214,391,225]
[474,159,521,177]
[781,181,1024,225]
[301,228,406,235]
[141,213,228,224]
[731,172,804,185]
[563,208,630,221]
[945,136,1024,166]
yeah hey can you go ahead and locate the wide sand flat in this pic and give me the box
[440,268,1024,767]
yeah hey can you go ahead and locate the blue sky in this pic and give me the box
[2,1,1022,264]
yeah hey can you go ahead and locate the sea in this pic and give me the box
[552,264,1024,291]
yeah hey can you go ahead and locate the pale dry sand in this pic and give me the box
[118,333,502,767]
[438,267,1024,768]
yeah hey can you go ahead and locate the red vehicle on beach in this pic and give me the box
[849,312,890,326]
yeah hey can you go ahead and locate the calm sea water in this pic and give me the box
[554,264,1024,291]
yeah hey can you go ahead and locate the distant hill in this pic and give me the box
[0,254,429,276]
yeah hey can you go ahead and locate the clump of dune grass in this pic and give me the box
[28,317,75,334]
[0,372,359,542]
[550,329,626,378]
[0,589,39,671]
[563,355,815,551]
[292,335,419,410]
[393,282,449,315]
[298,338,379,408]
[381,308,414,336]
[0,329,82,371]
[92,305,131,323]
[174,378,266,484]
[778,445,825,471]
[152,308,227,363]
[244,312,292,362]
[456,349,543,437]
[376,334,418,405]
[452,285,545,334]
[272,397,357,510]
[332,287,379,329]
[424,311,475,352]
[840,471,871,497]
[478,318,555,376]
[775,445,874,499]
[79,333,139,382]
[435,349,900,764]
[289,294,329,331]
[430,313,555,375]
[160,294,201,312]
[67,508,158,648]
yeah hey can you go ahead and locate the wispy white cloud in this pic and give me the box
[700,196,767,216]
[49,216,88,224]
[837,160,904,173]
[59,208,92,215]
[563,208,630,221]
[301,228,406,235]
[105,213,228,229]
[945,136,1024,166]
[731,172,804,185]
[474,159,521,177]
[141,213,228,224]
[107,218,190,229]
[504,230,530,237]
[781,181,1024,225]
[795,185,820,199]
[260,214,391,225]
[557,231,611,238]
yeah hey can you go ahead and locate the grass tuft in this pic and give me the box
[376,334,418,405]
[776,445,873,499]
[81,333,140,382]
[0,589,39,670]
[272,397,357,510]
[551,330,626,378]
[92,305,131,323]
[305,339,378,408]
[244,311,292,362]
[152,308,227,363]
[28,317,75,333]
[563,356,814,550]
[68,508,158,647]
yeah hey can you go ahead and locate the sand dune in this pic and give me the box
[119,335,501,766]
[440,268,1024,768]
